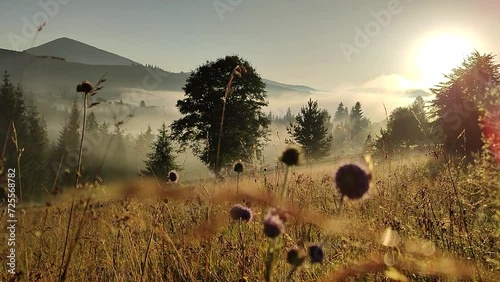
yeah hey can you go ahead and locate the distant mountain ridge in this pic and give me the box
[0,39,318,100]
[25,37,138,66]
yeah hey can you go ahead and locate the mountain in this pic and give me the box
[25,37,138,66]
[263,79,316,93]
[0,38,318,99]
[404,89,432,98]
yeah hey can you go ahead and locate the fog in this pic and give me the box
[40,74,429,181]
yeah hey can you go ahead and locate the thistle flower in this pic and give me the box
[334,163,372,199]
[308,244,324,263]
[76,80,93,94]
[286,248,306,267]
[168,170,179,183]
[279,144,303,166]
[230,204,253,222]
[233,160,244,173]
[268,207,291,224]
[263,209,285,238]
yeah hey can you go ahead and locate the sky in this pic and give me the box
[1,0,500,91]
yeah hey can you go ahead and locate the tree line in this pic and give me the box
[1,51,499,201]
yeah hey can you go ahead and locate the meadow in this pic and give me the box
[2,149,498,282]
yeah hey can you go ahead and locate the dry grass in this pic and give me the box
[1,152,499,281]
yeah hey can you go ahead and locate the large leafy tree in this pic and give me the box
[430,51,500,159]
[374,96,430,154]
[287,99,333,160]
[171,55,269,172]
[386,96,429,148]
[144,123,178,179]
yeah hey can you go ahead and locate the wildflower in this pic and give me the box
[230,204,253,222]
[308,244,324,263]
[168,170,179,183]
[279,144,303,166]
[263,209,285,238]
[268,207,291,224]
[286,248,306,267]
[76,80,93,94]
[334,163,372,199]
[233,160,244,173]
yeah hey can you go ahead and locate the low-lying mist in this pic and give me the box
[41,74,430,181]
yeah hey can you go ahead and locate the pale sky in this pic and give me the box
[1,0,499,90]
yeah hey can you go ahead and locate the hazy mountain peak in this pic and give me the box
[25,37,137,66]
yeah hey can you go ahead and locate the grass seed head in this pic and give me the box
[230,204,253,222]
[335,163,372,199]
[76,80,93,94]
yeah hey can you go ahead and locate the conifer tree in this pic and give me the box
[86,111,99,132]
[333,102,349,122]
[430,51,500,159]
[23,106,49,198]
[1,72,48,200]
[349,101,370,138]
[50,100,81,185]
[287,99,333,160]
[144,123,178,179]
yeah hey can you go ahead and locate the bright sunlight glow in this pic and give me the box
[416,33,476,88]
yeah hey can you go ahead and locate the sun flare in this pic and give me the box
[416,33,476,87]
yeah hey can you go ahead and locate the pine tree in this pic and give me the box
[284,107,294,123]
[86,111,99,132]
[143,125,155,146]
[1,73,28,162]
[23,106,49,198]
[333,102,349,122]
[0,73,30,199]
[136,125,155,165]
[431,51,500,159]
[1,72,48,200]
[144,123,178,179]
[287,99,333,160]
[50,100,81,186]
[349,101,370,138]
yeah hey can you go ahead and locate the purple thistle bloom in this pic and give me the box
[168,170,179,183]
[287,248,306,266]
[263,209,285,238]
[230,204,253,222]
[233,161,244,173]
[279,144,303,166]
[334,163,371,199]
[308,244,324,263]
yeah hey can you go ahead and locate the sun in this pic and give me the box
[416,33,476,88]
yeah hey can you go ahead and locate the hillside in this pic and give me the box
[0,38,318,100]
[25,37,138,66]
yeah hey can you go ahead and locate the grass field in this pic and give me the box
[2,150,499,282]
